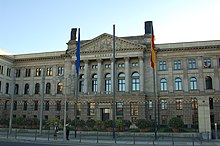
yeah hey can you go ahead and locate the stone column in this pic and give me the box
[84,60,89,94]
[19,68,25,95]
[197,97,211,139]
[97,59,102,94]
[124,57,130,92]
[213,56,219,90]
[71,60,76,95]
[167,59,173,92]
[198,56,204,91]
[64,57,71,94]
[182,58,188,92]
[30,66,35,95]
[52,65,57,96]
[139,56,144,92]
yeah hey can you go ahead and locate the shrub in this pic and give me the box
[136,119,152,129]
[168,117,184,129]
[86,119,96,128]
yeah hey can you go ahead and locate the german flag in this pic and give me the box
[151,26,155,69]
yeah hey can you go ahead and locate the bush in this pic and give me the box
[168,117,184,129]
[86,119,96,128]
[104,120,113,128]
[136,119,152,129]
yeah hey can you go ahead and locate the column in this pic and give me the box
[182,58,188,92]
[97,59,102,94]
[139,56,144,92]
[52,65,57,96]
[124,57,130,92]
[71,60,76,95]
[213,56,219,90]
[84,60,89,94]
[198,56,204,91]
[64,57,71,95]
[30,66,35,95]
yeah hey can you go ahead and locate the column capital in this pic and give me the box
[97,59,102,63]
[138,56,144,61]
[124,57,130,62]
[84,60,89,64]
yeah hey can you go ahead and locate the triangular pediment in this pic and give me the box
[81,33,145,52]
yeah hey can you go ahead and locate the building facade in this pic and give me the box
[0,22,220,133]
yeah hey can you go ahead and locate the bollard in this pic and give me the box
[48,130,50,141]
[192,134,194,146]
[172,133,174,145]
[79,131,81,143]
[96,131,99,143]
[6,128,9,139]
[15,129,17,139]
[35,129,37,141]
[133,132,135,144]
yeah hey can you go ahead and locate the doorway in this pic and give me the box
[101,108,110,121]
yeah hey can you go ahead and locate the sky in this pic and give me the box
[0,0,220,55]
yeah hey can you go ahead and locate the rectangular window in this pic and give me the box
[130,102,138,116]
[204,58,211,68]
[0,65,3,74]
[23,101,27,110]
[25,69,31,77]
[147,100,153,110]
[4,100,8,110]
[77,103,81,116]
[15,69,21,77]
[174,60,181,70]
[56,101,61,111]
[191,98,198,110]
[176,99,183,110]
[159,61,166,71]
[13,101,17,110]
[87,102,95,116]
[188,59,196,69]
[7,68,11,76]
[34,101,38,111]
[161,115,168,125]
[161,99,168,110]
[116,102,123,116]
[45,101,49,111]
[46,67,53,76]
[36,68,41,76]
[57,66,64,76]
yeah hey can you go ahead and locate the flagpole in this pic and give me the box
[75,28,80,138]
[112,24,116,139]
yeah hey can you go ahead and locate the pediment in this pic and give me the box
[81,33,145,52]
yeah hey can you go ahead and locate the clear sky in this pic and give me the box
[1,0,220,54]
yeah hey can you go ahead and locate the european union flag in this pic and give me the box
[76,28,80,76]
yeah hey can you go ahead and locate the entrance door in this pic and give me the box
[101,108,110,121]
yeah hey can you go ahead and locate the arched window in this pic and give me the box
[190,77,197,90]
[92,74,98,92]
[24,83,29,94]
[205,76,213,89]
[57,82,63,94]
[131,72,140,91]
[118,72,125,91]
[175,77,182,91]
[46,83,51,94]
[35,83,40,94]
[105,73,111,94]
[160,78,167,91]
[79,74,84,93]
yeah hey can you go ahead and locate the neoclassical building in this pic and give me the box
[0,22,220,133]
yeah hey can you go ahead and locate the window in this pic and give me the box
[92,74,98,92]
[80,66,84,70]
[92,65,98,69]
[105,73,111,94]
[132,62,138,67]
[132,72,140,91]
[130,102,138,116]
[24,83,29,94]
[25,69,31,77]
[57,66,64,76]
[0,81,1,92]
[34,101,38,111]
[118,72,125,91]
[159,61,166,71]
[161,115,168,125]
[204,58,211,68]
[118,63,125,67]
[4,100,8,110]
[46,67,53,76]
[190,77,197,90]
[209,97,213,109]
[76,103,81,116]
[15,69,21,77]
[6,68,11,76]
[87,102,95,116]
[188,59,196,69]
[0,65,3,74]
[56,101,61,111]
[13,101,17,110]
[176,99,183,110]
[174,60,181,70]
[116,102,123,116]
[15,84,19,94]
[161,99,168,110]
[5,83,9,94]
[36,68,41,76]
[205,76,213,89]
[23,101,27,110]
[147,100,153,110]
[57,82,63,94]
[46,83,51,94]
[79,74,84,93]
[175,77,182,91]
[105,64,111,69]
[45,101,49,111]
[191,98,198,110]
[35,83,40,94]
[160,78,167,91]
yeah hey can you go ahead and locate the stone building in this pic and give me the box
[0,22,220,133]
